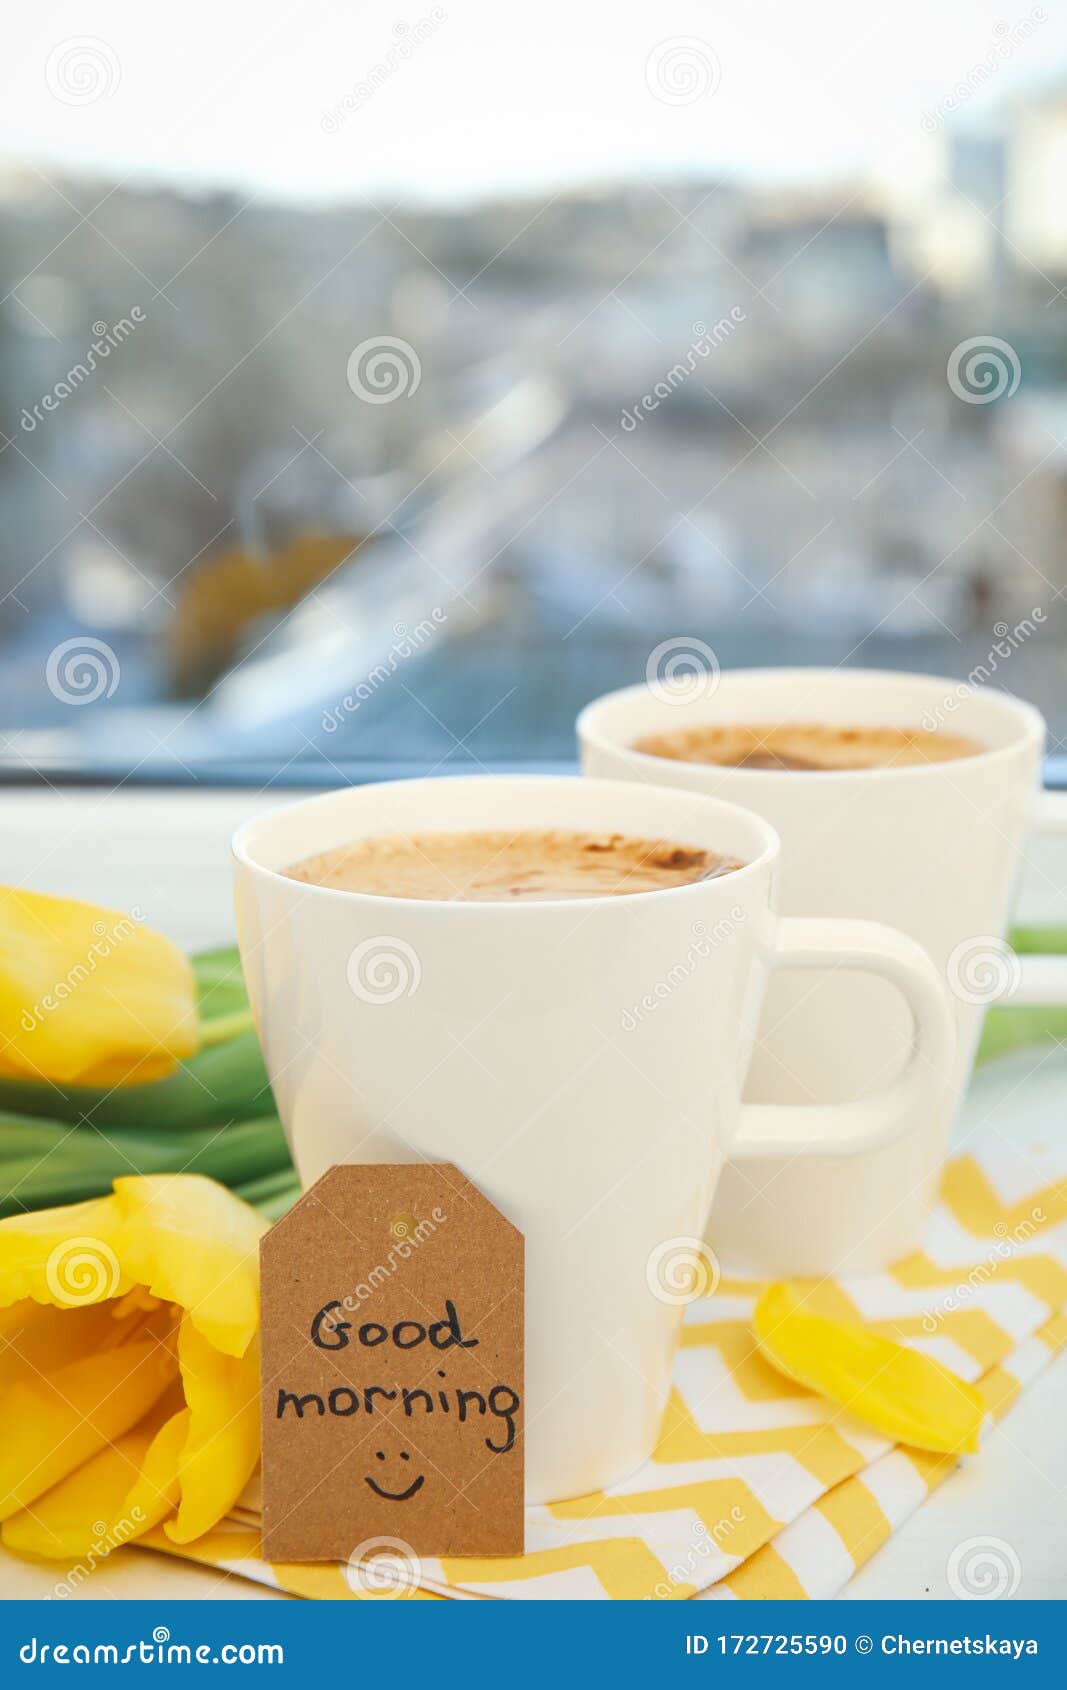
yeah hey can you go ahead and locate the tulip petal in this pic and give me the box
[753,1282,985,1455]
[56,1051,183,1087]
[0,887,198,1088]
[0,1195,127,1312]
[118,1404,191,1537]
[1,1401,189,1563]
[0,1173,265,1558]
[0,1297,159,1384]
[112,1176,265,1357]
[165,1316,260,1545]
[0,1336,179,1519]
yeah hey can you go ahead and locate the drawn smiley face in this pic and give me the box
[364,1449,425,1502]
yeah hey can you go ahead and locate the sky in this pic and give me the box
[3,0,1067,205]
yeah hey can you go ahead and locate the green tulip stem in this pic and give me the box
[197,1008,256,1048]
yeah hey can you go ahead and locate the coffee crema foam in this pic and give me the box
[285,827,743,902]
[630,722,983,772]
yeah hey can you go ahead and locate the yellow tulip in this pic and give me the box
[753,1282,985,1455]
[0,886,198,1088]
[0,1174,264,1562]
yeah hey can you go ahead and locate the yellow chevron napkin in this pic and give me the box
[146,1143,1067,1600]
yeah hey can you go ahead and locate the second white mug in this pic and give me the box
[579,668,1067,1275]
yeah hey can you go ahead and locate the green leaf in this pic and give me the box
[0,1115,292,1219]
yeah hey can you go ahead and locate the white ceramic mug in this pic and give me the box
[234,774,953,1502]
[579,669,1067,1277]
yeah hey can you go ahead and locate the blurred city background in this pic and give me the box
[2,1,1066,781]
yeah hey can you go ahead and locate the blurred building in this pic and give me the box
[2,79,1067,761]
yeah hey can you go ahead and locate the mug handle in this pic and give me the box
[732,917,956,1160]
[1012,791,1067,1007]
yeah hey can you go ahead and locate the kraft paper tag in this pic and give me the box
[259,1163,524,1562]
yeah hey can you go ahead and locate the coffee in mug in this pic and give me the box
[631,722,982,772]
[284,828,743,901]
